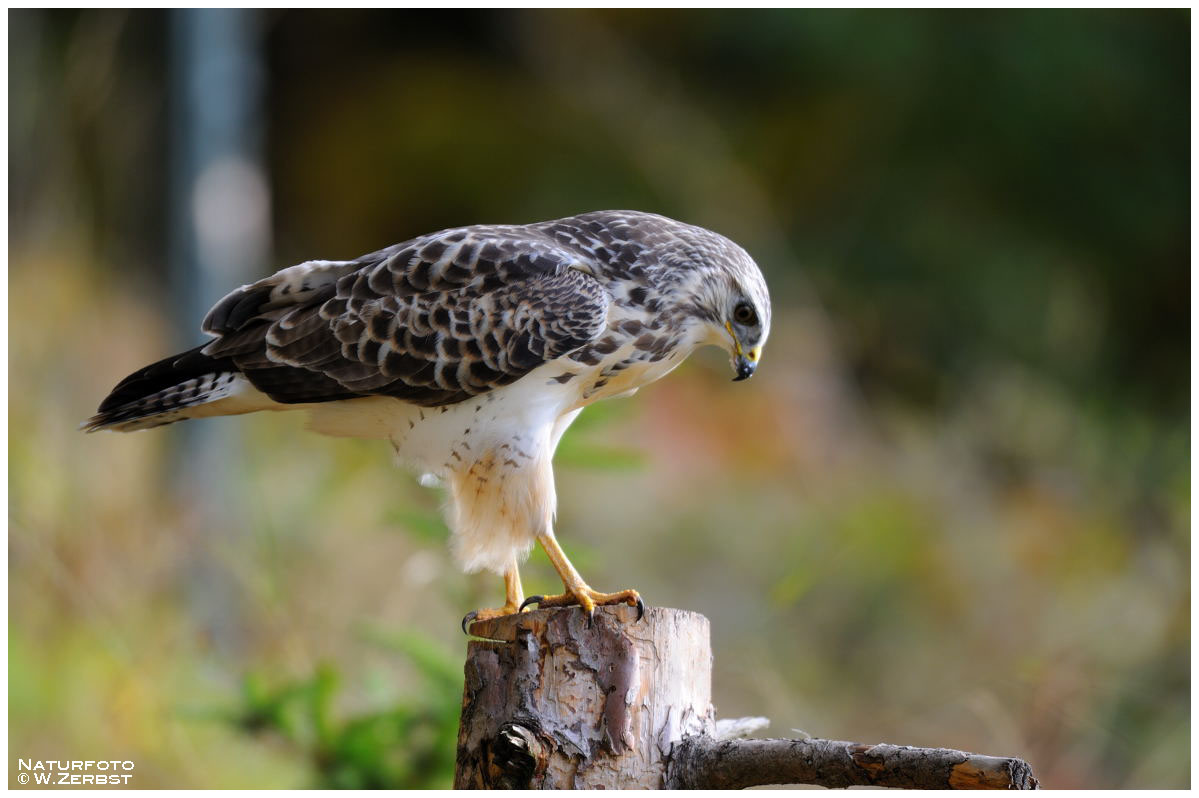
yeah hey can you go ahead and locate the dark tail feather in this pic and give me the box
[84,345,242,432]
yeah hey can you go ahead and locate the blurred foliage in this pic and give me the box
[227,629,460,789]
[9,8,1188,789]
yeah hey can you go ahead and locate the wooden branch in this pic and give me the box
[667,737,1039,790]
[454,606,1039,789]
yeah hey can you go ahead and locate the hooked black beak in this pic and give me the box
[733,354,757,382]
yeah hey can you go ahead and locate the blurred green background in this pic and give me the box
[9,9,1188,789]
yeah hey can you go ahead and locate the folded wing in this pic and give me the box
[201,228,610,407]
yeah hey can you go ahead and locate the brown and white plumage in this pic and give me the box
[87,210,771,615]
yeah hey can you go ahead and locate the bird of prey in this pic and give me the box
[86,210,771,629]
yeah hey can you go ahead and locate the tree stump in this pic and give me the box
[455,606,1039,789]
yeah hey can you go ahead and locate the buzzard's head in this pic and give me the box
[714,257,771,382]
[724,288,769,381]
[563,210,772,382]
[659,221,772,382]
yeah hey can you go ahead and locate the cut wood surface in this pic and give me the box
[454,606,1038,789]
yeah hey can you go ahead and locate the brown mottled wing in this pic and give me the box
[200,229,610,407]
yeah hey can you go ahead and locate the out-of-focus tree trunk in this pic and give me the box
[168,8,270,654]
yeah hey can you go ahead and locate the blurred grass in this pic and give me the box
[9,9,1189,789]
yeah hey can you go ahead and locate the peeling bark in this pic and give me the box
[456,605,714,789]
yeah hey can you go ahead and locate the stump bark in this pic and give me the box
[456,605,712,788]
[455,606,1038,789]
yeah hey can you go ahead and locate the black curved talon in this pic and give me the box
[634,596,645,622]
[518,595,544,613]
[461,610,479,635]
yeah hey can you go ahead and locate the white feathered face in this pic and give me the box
[658,229,772,382]
[724,285,769,380]
[671,269,771,381]
[717,260,771,381]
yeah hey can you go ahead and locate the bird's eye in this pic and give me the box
[733,303,757,326]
